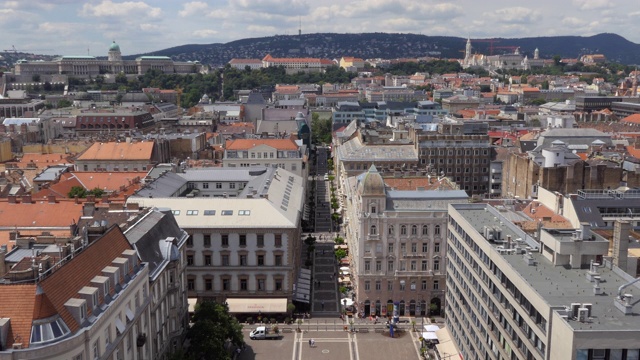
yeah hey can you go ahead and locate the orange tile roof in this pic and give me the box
[263,54,322,63]
[0,284,38,347]
[225,138,299,151]
[627,146,640,158]
[621,114,640,124]
[76,142,154,161]
[39,226,135,333]
[0,200,83,228]
[72,172,146,192]
[33,172,83,198]
[14,153,72,168]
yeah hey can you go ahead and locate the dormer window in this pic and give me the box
[30,316,71,345]
[104,279,111,296]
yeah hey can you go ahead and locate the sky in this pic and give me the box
[1,0,640,57]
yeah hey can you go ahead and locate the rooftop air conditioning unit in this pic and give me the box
[570,303,581,318]
[578,308,588,322]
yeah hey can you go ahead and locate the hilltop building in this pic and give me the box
[14,41,202,77]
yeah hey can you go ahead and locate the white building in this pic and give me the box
[126,167,304,309]
[447,202,640,360]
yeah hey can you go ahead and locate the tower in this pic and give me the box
[534,47,539,60]
[465,37,472,60]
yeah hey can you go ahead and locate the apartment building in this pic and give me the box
[0,226,151,360]
[74,141,158,172]
[344,166,468,317]
[222,138,308,179]
[126,167,304,306]
[412,120,491,195]
[447,203,640,360]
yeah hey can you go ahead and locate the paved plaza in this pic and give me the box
[238,326,423,360]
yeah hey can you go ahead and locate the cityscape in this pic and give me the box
[2,2,640,360]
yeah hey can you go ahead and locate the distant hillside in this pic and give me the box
[130,32,640,67]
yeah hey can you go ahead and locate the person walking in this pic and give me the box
[311,338,316,348]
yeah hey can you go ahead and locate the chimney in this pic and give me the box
[86,194,95,203]
[7,195,16,204]
[109,202,123,211]
[102,194,110,204]
[579,222,591,240]
[74,195,80,204]
[613,220,630,271]
[47,195,56,204]
[83,202,96,217]
[126,202,139,211]
[21,194,32,204]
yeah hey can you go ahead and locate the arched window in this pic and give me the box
[422,225,429,235]
[434,225,441,235]
[411,225,418,235]
[370,225,377,235]
[400,225,407,235]
[388,225,394,235]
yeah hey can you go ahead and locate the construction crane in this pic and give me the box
[3,45,54,53]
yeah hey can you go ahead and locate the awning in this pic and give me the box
[115,318,126,335]
[126,306,135,322]
[435,327,460,359]
[341,298,354,307]
[340,276,351,283]
[422,332,438,341]
[334,245,348,250]
[226,298,288,313]
[188,298,198,313]
[424,325,439,332]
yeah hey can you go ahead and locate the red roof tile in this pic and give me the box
[225,138,299,151]
[0,284,37,347]
[76,142,154,161]
[621,114,640,124]
[39,226,134,333]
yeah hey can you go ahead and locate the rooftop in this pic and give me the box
[451,203,640,332]
[76,142,154,161]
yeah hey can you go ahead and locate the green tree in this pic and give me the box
[115,72,128,84]
[68,186,87,198]
[335,248,347,260]
[57,99,73,108]
[32,74,41,82]
[541,80,549,90]
[311,114,332,144]
[187,301,244,360]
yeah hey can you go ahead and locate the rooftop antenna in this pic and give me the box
[87,46,90,56]
[299,16,302,37]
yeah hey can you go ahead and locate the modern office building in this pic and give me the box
[344,166,468,317]
[447,203,640,360]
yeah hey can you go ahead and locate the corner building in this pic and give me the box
[344,165,468,317]
[447,203,640,360]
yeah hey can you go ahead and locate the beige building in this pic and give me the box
[223,138,308,179]
[343,166,468,317]
[0,226,152,360]
[14,41,202,77]
[447,202,640,360]
[127,167,304,307]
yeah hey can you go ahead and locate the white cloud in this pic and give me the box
[234,0,308,16]
[562,17,587,27]
[81,0,161,18]
[192,29,219,38]
[179,1,208,17]
[484,7,541,24]
[247,25,277,33]
[572,0,613,10]
[139,23,160,31]
[38,22,81,36]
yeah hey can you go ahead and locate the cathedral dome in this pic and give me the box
[109,41,120,52]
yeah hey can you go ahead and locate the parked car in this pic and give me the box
[249,326,281,340]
